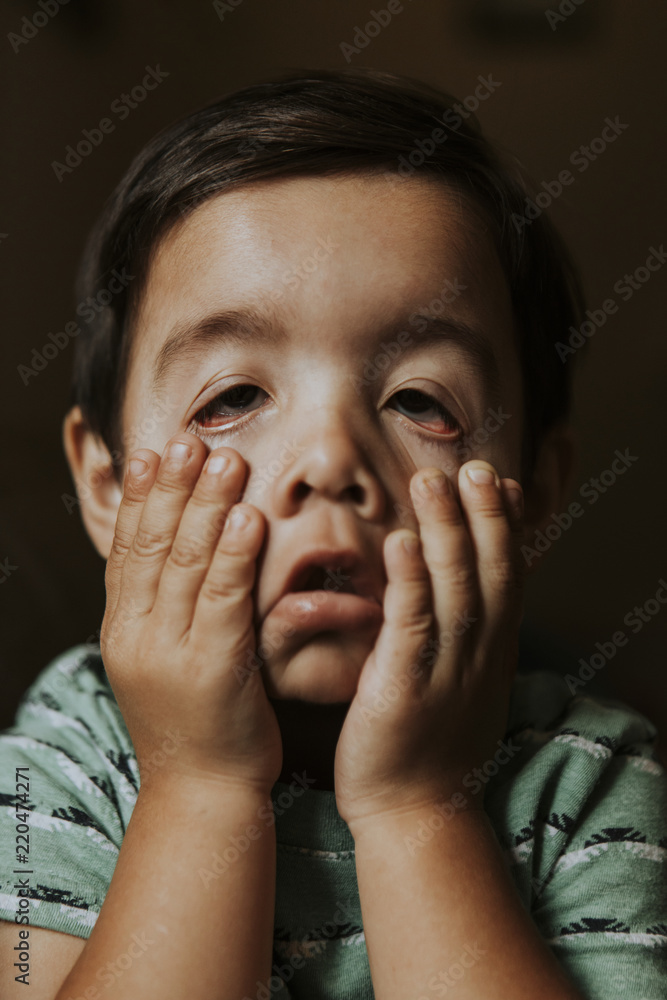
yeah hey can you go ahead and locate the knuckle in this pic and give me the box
[473,496,507,519]
[395,580,434,634]
[199,573,246,604]
[442,563,477,596]
[200,551,255,603]
[400,608,434,638]
[153,472,193,498]
[185,490,221,515]
[132,526,172,559]
[108,524,135,561]
[485,559,520,596]
[433,497,463,526]
[167,537,206,570]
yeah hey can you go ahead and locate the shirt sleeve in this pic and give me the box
[0,645,138,938]
[527,695,667,1000]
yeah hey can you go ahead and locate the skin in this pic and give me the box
[66,172,563,795]
[0,172,581,1000]
[125,172,527,794]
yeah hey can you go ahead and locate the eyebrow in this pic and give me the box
[150,305,503,401]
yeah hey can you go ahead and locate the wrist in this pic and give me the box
[347,796,490,848]
[138,765,276,807]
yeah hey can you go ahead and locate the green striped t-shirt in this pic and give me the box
[0,643,666,998]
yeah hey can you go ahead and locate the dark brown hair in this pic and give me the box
[70,66,585,482]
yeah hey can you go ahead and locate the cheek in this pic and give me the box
[119,392,184,459]
[242,449,292,507]
[441,410,520,481]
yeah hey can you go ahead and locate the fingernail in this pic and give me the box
[466,465,496,486]
[128,458,148,478]
[167,441,192,462]
[206,454,230,475]
[226,506,250,531]
[402,533,421,555]
[422,473,448,497]
[504,486,524,516]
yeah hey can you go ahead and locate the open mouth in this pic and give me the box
[296,564,357,595]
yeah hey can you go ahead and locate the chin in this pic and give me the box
[260,630,376,704]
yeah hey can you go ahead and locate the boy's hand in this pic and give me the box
[101,434,282,794]
[334,460,525,830]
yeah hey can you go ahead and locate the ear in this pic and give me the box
[521,422,577,574]
[62,405,123,560]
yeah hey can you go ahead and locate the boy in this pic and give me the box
[0,67,665,999]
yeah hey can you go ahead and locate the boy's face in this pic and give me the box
[117,172,525,704]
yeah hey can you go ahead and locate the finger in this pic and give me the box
[356,528,435,705]
[499,476,524,530]
[191,502,266,681]
[458,461,523,639]
[104,450,160,622]
[116,434,209,618]
[152,447,248,635]
[500,476,526,661]
[409,467,479,667]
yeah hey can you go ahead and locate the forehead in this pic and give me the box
[125,172,518,408]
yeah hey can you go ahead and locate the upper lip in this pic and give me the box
[265,546,385,619]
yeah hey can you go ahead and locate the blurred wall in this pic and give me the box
[1,0,665,748]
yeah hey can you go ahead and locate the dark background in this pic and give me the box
[1,0,665,753]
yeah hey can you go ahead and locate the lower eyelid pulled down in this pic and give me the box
[188,385,465,447]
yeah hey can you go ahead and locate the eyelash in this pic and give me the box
[188,384,463,445]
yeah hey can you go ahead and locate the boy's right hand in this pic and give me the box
[100,433,282,795]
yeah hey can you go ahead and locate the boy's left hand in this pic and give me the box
[334,460,525,831]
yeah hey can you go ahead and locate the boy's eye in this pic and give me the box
[193,384,269,429]
[387,388,462,438]
[190,384,462,441]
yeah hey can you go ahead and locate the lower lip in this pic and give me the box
[266,591,384,633]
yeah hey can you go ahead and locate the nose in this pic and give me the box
[271,408,387,522]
